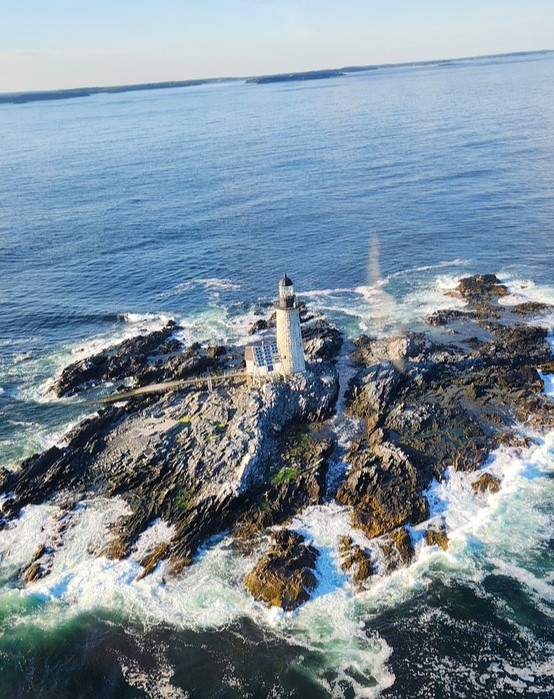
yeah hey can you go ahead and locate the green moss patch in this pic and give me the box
[174,486,191,511]
[271,467,299,487]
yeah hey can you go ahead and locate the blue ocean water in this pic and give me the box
[0,53,553,697]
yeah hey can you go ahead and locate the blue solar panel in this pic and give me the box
[250,343,281,370]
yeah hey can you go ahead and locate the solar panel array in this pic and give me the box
[253,343,279,372]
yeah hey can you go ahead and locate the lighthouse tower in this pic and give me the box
[276,274,306,376]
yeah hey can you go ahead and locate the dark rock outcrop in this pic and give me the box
[338,536,374,588]
[425,523,449,550]
[233,431,334,541]
[302,319,343,361]
[378,528,415,572]
[51,322,180,397]
[339,274,553,551]
[50,327,232,399]
[510,301,552,316]
[2,314,342,586]
[248,319,270,335]
[337,437,429,538]
[20,545,50,583]
[456,273,509,302]
[244,529,319,611]
[472,473,501,494]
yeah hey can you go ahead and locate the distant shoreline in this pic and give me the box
[245,69,345,84]
[1,49,552,105]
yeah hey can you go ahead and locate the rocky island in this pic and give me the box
[0,275,552,610]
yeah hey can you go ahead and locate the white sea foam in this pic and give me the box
[0,503,62,573]
[424,435,553,586]
[498,275,554,307]
[161,278,241,298]
[175,305,263,347]
[120,312,173,325]
[302,266,468,340]
[131,519,176,563]
[388,258,471,277]
[12,351,33,363]
[119,656,189,699]
[0,497,394,696]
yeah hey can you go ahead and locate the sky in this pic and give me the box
[1,0,553,92]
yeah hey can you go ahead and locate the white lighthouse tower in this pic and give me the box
[276,274,306,376]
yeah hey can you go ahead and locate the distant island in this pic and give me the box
[245,69,344,84]
[1,49,552,105]
[0,78,233,105]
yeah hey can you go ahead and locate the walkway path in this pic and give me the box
[98,371,247,404]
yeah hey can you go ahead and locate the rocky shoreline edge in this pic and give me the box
[1,274,552,610]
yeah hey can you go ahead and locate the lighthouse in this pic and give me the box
[276,274,306,376]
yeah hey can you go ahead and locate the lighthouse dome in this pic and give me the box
[279,274,293,288]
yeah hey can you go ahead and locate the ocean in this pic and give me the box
[0,52,553,697]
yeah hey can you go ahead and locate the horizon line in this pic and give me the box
[1,47,552,103]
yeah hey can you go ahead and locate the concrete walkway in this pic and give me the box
[98,371,247,404]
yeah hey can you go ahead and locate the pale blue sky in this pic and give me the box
[1,0,553,91]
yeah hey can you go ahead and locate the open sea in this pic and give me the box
[0,52,553,698]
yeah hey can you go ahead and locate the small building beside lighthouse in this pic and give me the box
[244,275,306,380]
[275,274,306,375]
[244,342,282,377]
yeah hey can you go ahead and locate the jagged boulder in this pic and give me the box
[302,319,343,361]
[457,274,508,301]
[248,319,270,335]
[425,523,449,550]
[244,529,318,610]
[337,438,429,538]
[472,472,501,494]
[345,363,402,429]
[20,545,49,583]
[338,536,374,588]
[425,309,481,327]
[378,527,415,572]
